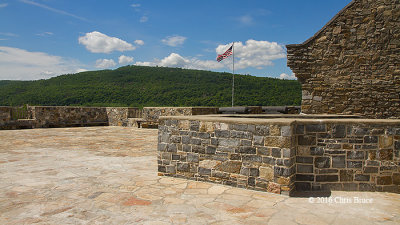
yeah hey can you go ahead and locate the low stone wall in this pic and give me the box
[106,107,141,126]
[143,107,219,124]
[28,106,140,128]
[158,116,296,195]
[158,115,400,195]
[0,106,12,126]
[295,121,400,193]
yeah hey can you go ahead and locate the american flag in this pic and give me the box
[216,45,233,62]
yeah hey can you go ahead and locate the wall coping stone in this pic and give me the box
[159,115,400,125]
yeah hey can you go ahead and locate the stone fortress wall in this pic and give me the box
[287,0,400,119]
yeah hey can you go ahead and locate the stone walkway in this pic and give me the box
[0,127,399,224]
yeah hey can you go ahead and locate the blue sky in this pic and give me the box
[0,0,351,80]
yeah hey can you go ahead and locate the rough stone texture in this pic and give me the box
[0,107,12,126]
[158,118,296,195]
[287,0,400,119]
[159,115,400,195]
[295,122,400,193]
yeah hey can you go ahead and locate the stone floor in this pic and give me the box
[0,127,399,225]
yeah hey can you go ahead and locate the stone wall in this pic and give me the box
[295,121,400,193]
[143,107,219,124]
[106,107,141,126]
[28,106,139,128]
[0,107,12,126]
[157,117,296,195]
[287,0,400,119]
[158,115,400,195]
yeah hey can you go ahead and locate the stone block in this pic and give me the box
[363,135,378,144]
[282,148,295,158]
[332,124,346,138]
[248,177,256,187]
[262,157,275,165]
[217,147,235,153]
[243,155,262,163]
[377,176,392,185]
[265,136,291,148]
[199,160,221,169]
[255,125,269,136]
[281,126,291,137]
[158,143,167,151]
[342,183,358,191]
[296,174,314,181]
[340,170,354,182]
[310,147,324,155]
[240,139,252,146]
[230,131,252,139]
[354,174,370,181]
[347,151,365,159]
[347,161,363,168]
[187,153,199,163]
[295,182,311,191]
[215,161,242,173]
[271,148,282,158]
[192,145,205,154]
[219,139,240,147]
[206,146,216,154]
[181,136,190,144]
[215,130,229,138]
[167,144,177,152]
[316,175,338,182]
[249,168,259,177]
[314,157,331,168]
[305,124,326,133]
[269,125,281,136]
[378,149,393,160]
[363,167,379,173]
[257,147,270,156]
[253,136,264,146]
[393,173,400,185]
[359,183,376,192]
[198,167,211,176]
[297,164,313,173]
[295,125,305,134]
[296,156,313,164]
[379,136,393,148]
[238,146,256,154]
[297,135,316,146]
[332,155,346,168]
[267,182,281,194]
[177,163,190,172]
[182,144,191,152]
[197,132,210,139]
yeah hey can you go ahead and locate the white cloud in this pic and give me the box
[279,73,296,80]
[0,46,86,80]
[95,59,116,69]
[162,35,187,47]
[0,32,18,37]
[36,31,54,37]
[216,40,286,70]
[118,55,134,65]
[135,53,224,70]
[134,40,144,46]
[140,16,148,23]
[237,15,253,26]
[78,31,135,53]
[131,3,141,8]
[0,3,8,8]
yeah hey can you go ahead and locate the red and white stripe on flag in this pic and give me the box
[216,45,233,62]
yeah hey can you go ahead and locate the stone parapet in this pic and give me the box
[142,107,219,124]
[157,115,400,195]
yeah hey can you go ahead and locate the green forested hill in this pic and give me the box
[0,66,301,107]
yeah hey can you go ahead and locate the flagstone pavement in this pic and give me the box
[0,126,399,225]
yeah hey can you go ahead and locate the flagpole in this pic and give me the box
[232,42,235,107]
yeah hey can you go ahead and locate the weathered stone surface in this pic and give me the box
[214,161,242,174]
[287,0,400,119]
